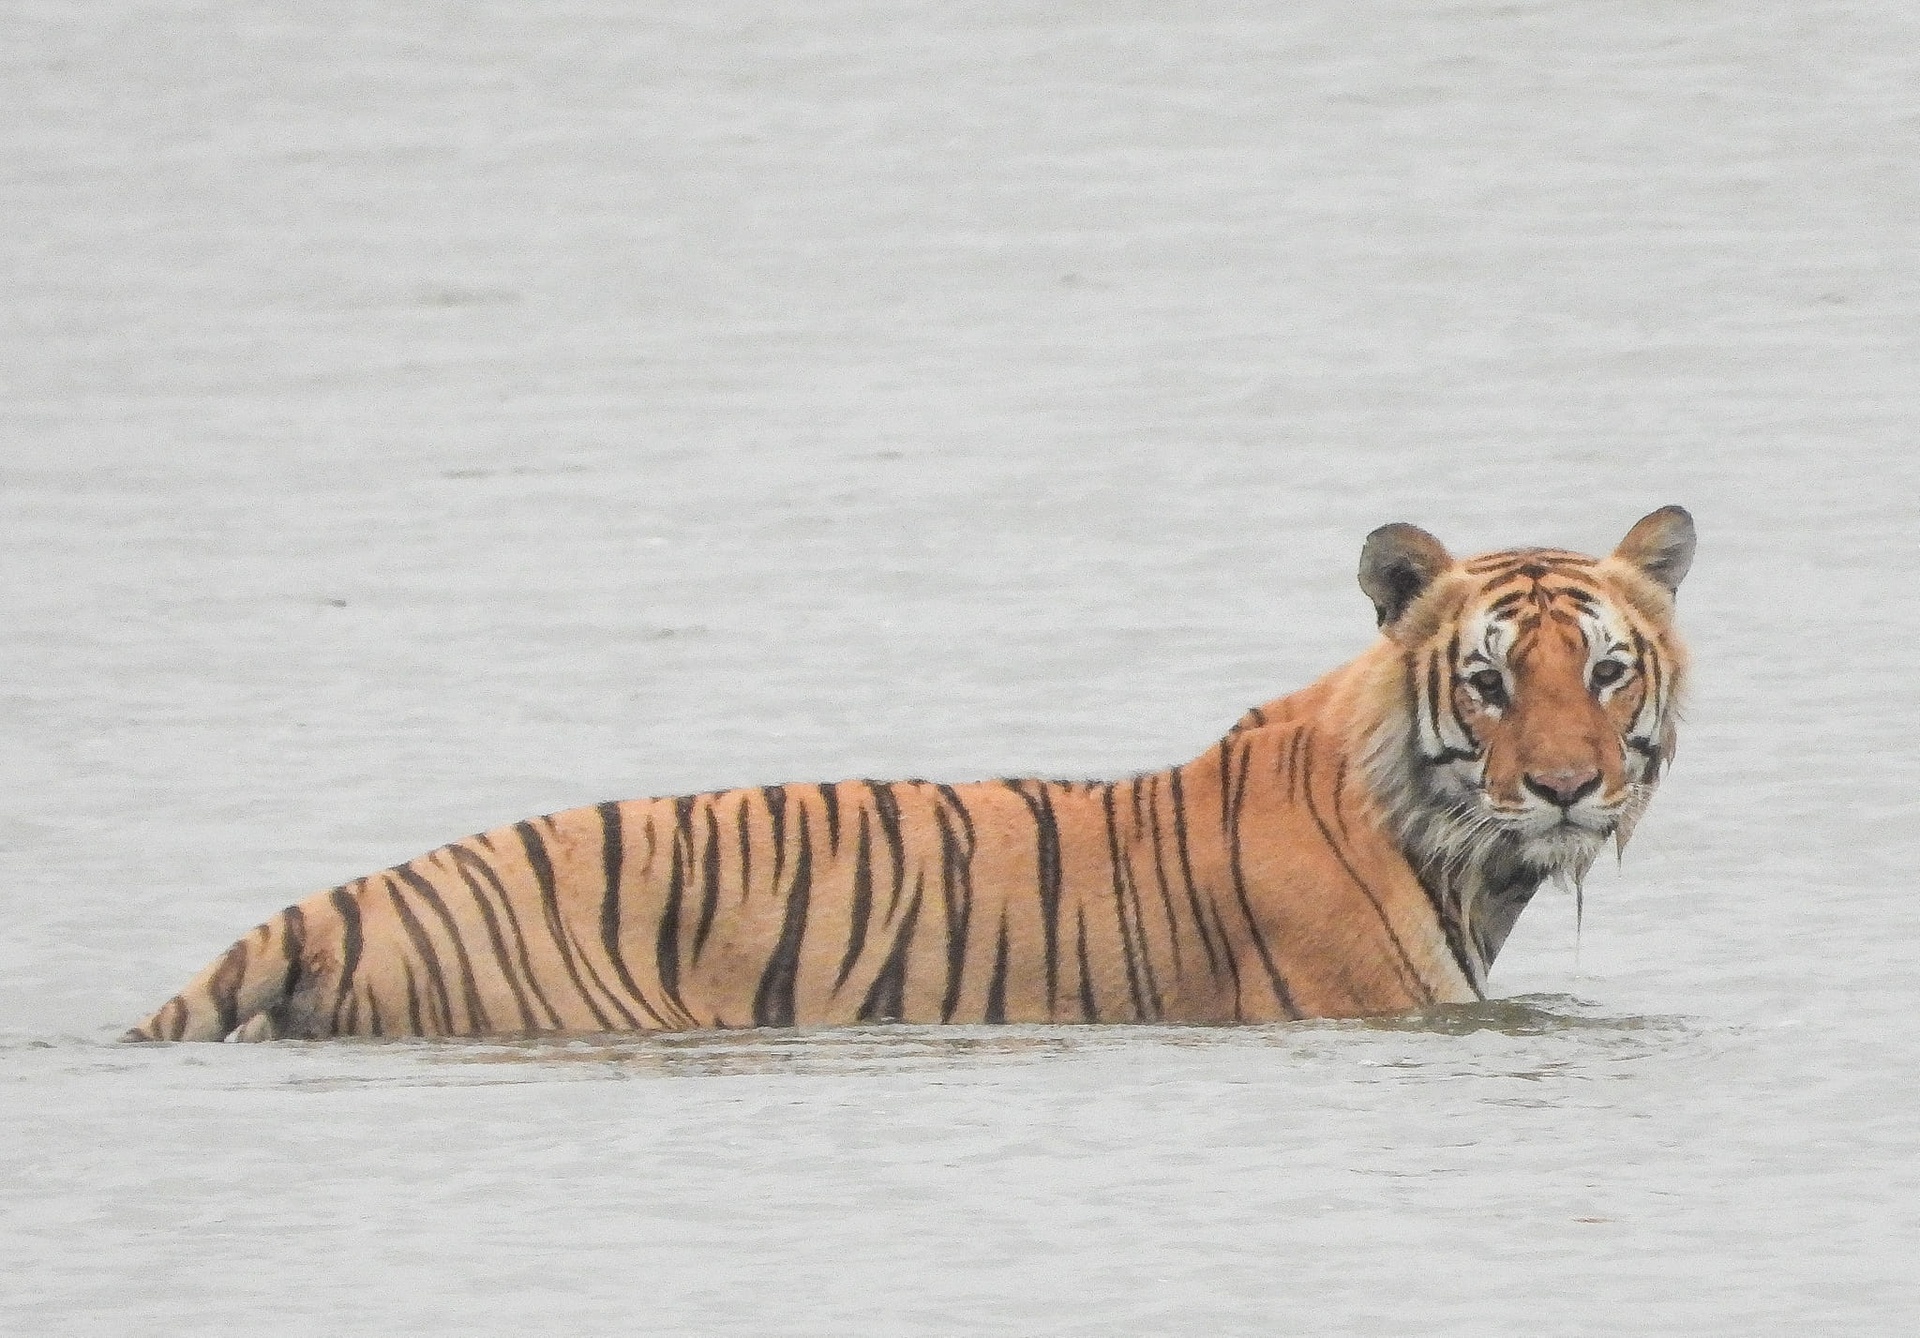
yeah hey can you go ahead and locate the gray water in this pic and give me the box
[4,2,1917,1332]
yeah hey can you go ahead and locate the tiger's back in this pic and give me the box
[131,727,1471,1041]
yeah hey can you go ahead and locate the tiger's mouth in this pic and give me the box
[1509,809,1615,875]
[1466,786,1623,875]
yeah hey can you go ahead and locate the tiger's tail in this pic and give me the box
[122,902,315,1042]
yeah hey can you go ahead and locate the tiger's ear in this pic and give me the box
[1613,505,1696,595]
[1359,523,1454,628]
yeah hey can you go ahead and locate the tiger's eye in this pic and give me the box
[1466,668,1507,705]
[1591,660,1628,688]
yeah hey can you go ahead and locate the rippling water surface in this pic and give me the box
[5,1,1917,1333]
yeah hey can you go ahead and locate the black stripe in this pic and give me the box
[1443,632,1480,745]
[1630,628,1666,778]
[1122,787,1163,1016]
[1131,778,1184,970]
[938,784,976,851]
[598,801,668,1030]
[734,798,753,903]
[171,994,193,1040]
[1627,733,1664,783]
[655,799,694,1027]
[1630,627,1652,702]
[208,939,247,1040]
[1220,738,1300,1019]
[752,806,813,1027]
[383,875,455,1033]
[983,913,1010,1024]
[1409,856,1478,1000]
[516,820,615,1032]
[691,800,724,963]
[867,781,906,924]
[328,884,364,1034]
[1331,757,1354,842]
[1286,727,1308,804]
[856,880,921,1023]
[1003,779,1063,1017]
[1424,650,1446,755]
[394,863,494,1035]
[933,788,975,1023]
[763,785,788,890]
[1463,555,1511,573]
[1645,634,1666,718]
[1142,774,1210,981]
[400,954,424,1035]
[532,814,638,1027]
[834,810,875,993]
[1447,683,1478,752]
[1168,767,1238,1007]
[1160,772,1226,977]
[1075,905,1099,1021]
[279,904,307,1019]
[447,850,541,1033]
[1102,782,1154,1020]
[450,845,561,1029]
[819,782,841,852]
[1295,735,1436,1005]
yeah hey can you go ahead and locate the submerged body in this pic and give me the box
[128,508,1694,1042]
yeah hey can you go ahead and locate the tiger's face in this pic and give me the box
[1359,507,1694,879]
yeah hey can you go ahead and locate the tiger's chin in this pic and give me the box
[1515,823,1609,881]
[1394,773,1615,885]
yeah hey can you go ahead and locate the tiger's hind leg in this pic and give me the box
[224,983,336,1041]
[124,898,341,1042]
[230,1012,280,1042]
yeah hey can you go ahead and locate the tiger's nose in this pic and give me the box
[1523,767,1601,808]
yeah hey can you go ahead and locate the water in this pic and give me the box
[4,1,1917,1332]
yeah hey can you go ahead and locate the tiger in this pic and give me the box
[126,506,1694,1042]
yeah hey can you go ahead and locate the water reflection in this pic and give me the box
[4,994,1697,1092]
[1349,993,1691,1037]
[387,992,1696,1080]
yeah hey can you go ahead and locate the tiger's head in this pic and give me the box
[1358,506,1694,883]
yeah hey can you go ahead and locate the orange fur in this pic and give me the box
[128,510,1692,1041]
